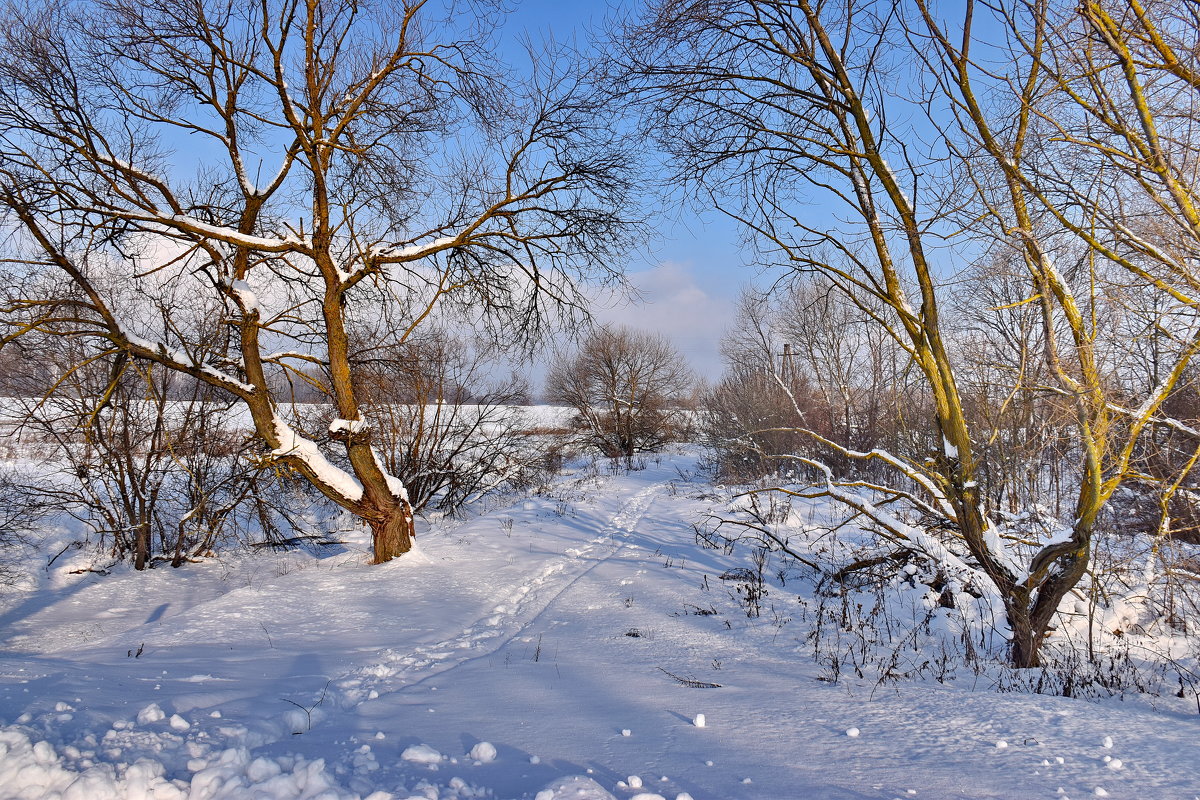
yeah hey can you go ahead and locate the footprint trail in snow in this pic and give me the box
[335,481,666,704]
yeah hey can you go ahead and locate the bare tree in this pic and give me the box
[0,0,635,562]
[547,326,694,459]
[621,0,1200,667]
[707,279,925,481]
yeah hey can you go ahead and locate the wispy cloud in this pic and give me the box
[593,260,732,380]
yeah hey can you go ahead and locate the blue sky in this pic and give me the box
[497,0,750,381]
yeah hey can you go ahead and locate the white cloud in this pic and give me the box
[592,260,733,380]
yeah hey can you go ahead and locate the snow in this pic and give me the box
[369,446,410,503]
[534,776,613,800]
[943,436,959,459]
[400,744,444,765]
[137,704,166,725]
[329,418,367,435]
[374,236,458,262]
[338,236,461,283]
[168,215,302,252]
[271,415,364,503]
[467,742,496,764]
[118,328,255,395]
[1,451,1199,799]
[229,280,262,316]
[0,730,359,800]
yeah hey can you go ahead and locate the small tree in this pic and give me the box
[547,326,693,459]
[7,329,288,569]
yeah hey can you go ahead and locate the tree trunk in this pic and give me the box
[369,501,415,563]
[1008,608,1041,668]
[134,520,150,571]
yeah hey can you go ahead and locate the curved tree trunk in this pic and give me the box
[1007,602,1040,669]
[369,500,416,563]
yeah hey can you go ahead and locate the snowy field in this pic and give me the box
[1,452,1198,799]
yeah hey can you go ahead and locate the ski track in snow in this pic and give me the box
[335,483,665,702]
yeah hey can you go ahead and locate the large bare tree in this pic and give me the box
[0,0,634,563]
[621,0,1200,667]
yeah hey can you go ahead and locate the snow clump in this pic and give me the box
[468,741,497,763]
[401,743,444,765]
[534,775,616,799]
[692,714,705,728]
[0,730,362,800]
[136,703,165,725]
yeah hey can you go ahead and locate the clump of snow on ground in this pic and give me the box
[401,744,444,765]
[467,741,496,764]
[0,729,361,800]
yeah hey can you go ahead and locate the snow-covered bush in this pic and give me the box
[4,340,310,569]
[702,478,1200,704]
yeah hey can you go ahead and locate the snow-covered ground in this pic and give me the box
[1,453,1198,799]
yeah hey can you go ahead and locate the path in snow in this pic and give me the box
[1,455,1199,800]
[331,482,667,703]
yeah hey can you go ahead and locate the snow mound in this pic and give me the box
[0,730,358,800]
[137,703,166,725]
[534,775,616,800]
[401,744,444,765]
[467,741,496,763]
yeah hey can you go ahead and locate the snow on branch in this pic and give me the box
[370,447,410,503]
[162,215,307,253]
[753,424,957,522]
[118,326,254,395]
[270,416,364,504]
[791,458,994,599]
[335,235,460,285]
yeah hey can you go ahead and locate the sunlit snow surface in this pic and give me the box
[0,452,1198,799]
